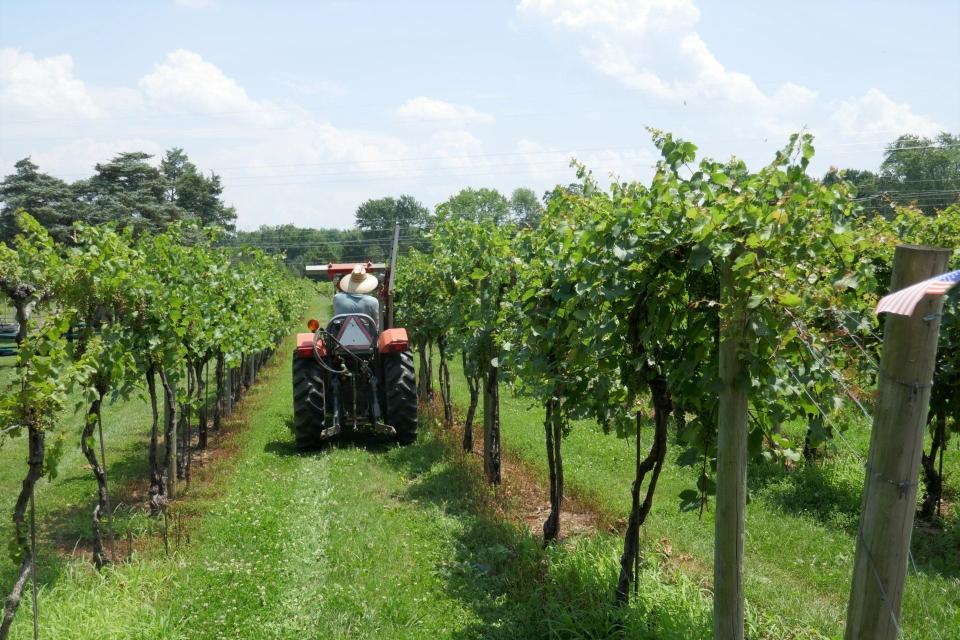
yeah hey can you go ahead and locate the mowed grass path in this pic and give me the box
[444,355,960,639]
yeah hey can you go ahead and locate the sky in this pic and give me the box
[1,0,958,230]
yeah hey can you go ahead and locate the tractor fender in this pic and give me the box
[377,328,409,354]
[294,332,327,358]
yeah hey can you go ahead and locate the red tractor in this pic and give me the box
[292,247,417,448]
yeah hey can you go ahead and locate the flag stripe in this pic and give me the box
[875,269,960,317]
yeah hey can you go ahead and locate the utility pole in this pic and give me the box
[845,244,951,640]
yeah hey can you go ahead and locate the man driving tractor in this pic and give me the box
[333,265,381,326]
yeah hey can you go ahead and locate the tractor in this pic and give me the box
[292,233,417,448]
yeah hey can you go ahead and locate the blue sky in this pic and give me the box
[1,0,958,229]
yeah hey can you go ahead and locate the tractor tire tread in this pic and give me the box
[384,351,418,445]
[292,356,325,448]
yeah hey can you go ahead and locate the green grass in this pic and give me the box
[443,355,960,639]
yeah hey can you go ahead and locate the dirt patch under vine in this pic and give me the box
[424,397,605,542]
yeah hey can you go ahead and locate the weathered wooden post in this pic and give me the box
[845,244,951,640]
[714,263,748,640]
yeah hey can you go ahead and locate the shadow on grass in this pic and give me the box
[380,429,710,640]
[910,519,960,580]
[747,456,960,580]
[41,437,152,544]
[264,418,398,459]
[747,459,863,534]
[0,430,155,601]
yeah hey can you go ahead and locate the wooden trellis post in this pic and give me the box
[845,244,951,640]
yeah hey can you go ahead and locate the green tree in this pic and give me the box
[354,195,430,231]
[509,187,544,227]
[58,224,142,567]
[233,224,356,275]
[879,133,960,215]
[436,187,510,224]
[831,133,959,217]
[0,158,76,244]
[160,148,237,230]
[74,152,179,235]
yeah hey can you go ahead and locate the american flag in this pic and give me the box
[875,269,960,317]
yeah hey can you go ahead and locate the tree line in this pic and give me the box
[395,131,959,638]
[229,187,545,274]
[0,149,236,245]
[825,132,959,217]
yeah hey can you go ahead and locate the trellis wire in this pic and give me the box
[786,358,942,640]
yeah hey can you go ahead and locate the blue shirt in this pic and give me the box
[333,292,380,327]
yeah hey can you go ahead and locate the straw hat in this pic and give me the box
[339,265,379,294]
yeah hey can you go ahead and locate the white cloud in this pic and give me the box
[309,123,410,175]
[396,96,494,125]
[32,137,166,176]
[832,88,942,138]
[514,138,572,182]
[139,50,264,118]
[0,48,103,118]
[519,0,700,34]
[518,0,814,119]
[581,147,657,183]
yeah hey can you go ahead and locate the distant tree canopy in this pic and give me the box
[354,195,430,232]
[232,225,365,275]
[0,148,236,244]
[436,187,511,224]
[509,187,544,227]
[825,132,959,217]
[161,148,236,230]
[232,223,433,275]
[0,158,75,243]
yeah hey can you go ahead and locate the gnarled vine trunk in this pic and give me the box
[146,365,166,513]
[615,377,671,604]
[482,355,501,484]
[214,352,225,431]
[462,354,481,452]
[179,366,194,486]
[0,427,44,640]
[920,411,948,520]
[12,299,35,346]
[195,360,208,450]
[417,340,434,402]
[437,335,453,426]
[81,394,111,568]
[159,368,178,500]
[542,397,564,543]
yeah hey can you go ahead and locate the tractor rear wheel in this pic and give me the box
[292,356,325,449]
[384,351,418,445]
